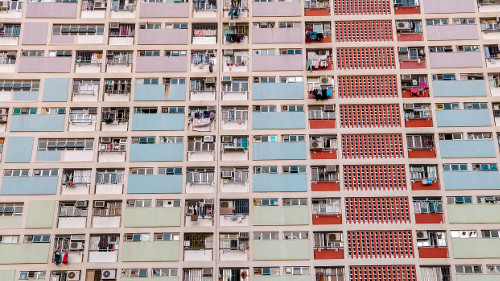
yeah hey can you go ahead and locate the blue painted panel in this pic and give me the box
[1,176,58,195]
[129,143,184,162]
[13,91,39,101]
[252,112,305,129]
[42,78,69,101]
[10,115,65,132]
[127,175,183,194]
[436,110,491,127]
[439,140,496,158]
[252,83,304,100]
[4,137,33,163]
[253,173,307,192]
[131,114,185,131]
[444,171,500,190]
[432,80,487,97]
[134,84,186,101]
[35,151,61,162]
[252,142,307,160]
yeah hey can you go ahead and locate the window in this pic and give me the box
[37,139,93,151]
[280,49,302,55]
[457,45,479,52]
[468,132,491,139]
[456,265,482,274]
[472,163,497,171]
[132,137,156,144]
[0,203,23,216]
[139,23,161,29]
[122,269,149,278]
[486,265,500,274]
[0,235,20,243]
[254,232,279,240]
[433,74,456,80]
[19,271,46,280]
[278,22,300,28]
[453,18,475,25]
[283,198,307,206]
[33,169,59,177]
[12,108,37,115]
[283,231,308,240]
[155,233,180,241]
[165,23,188,29]
[254,268,279,276]
[59,202,88,217]
[96,169,124,184]
[429,46,453,53]
[127,199,152,208]
[254,198,278,206]
[129,168,154,175]
[451,230,477,238]
[164,50,187,56]
[280,76,303,83]
[0,80,40,92]
[134,107,158,114]
[124,233,150,242]
[156,200,181,207]
[443,164,468,171]
[164,78,186,85]
[439,133,463,140]
[52,24,104,35]
[413,198,442,214]
[3,169,29,177]
[162,107,185,113]
[252,49,275,56]
[482,230,500,238]
[426,19,448,26]
[284,267,309,275]
[478,196,500,204]
[465,103,487,110]
[254,76,276,83]
[253,166,278,174]
[282,105,304,112]
[312,198,340,214]
[25,235,51,243]
[254,105,276,112]
[254,135,277,142]
[152,268,178,277]
[158,168,182,175]
[282,166,306,174]
[21,51,44,57]
[406,134,434,149]
[282,135,305,142]
[447,196,473,204]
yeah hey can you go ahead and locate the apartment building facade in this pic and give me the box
[0,0,500,280]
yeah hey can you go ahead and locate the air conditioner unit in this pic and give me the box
[75,201,88,208]
[94,201,106,208]
[222,136,233,143]
[320,77,331,85]
[109,22,120,29]
[223,49,234,56]
[0,108,7,115]
[6,51,16,58]
[323,105,334,112]
[34,170,41,175]
[285,268,292,274]
[203,136,214,142]
[401,74,412,81]
[326,165,337,172]
[328,233,340,241]
[94,1,105,8]
[403,104,415,110]
[67,271,80,281]
[69,241,84,251]
[100,137,112,144]
[0,116,7,123]
[255,200,262,206]
[222,171,233,178]
[101,269,117,280]
[396,22,411,30]
[166,201,174,207]
[205,77,216,84]
[239,232,249,238]
[282,166,290,173]
[416,230,428,240]
[310,141,324,150]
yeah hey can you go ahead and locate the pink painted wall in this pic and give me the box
[18,57,72,73]
[429,52,483,69]
[22,22,48,45]
[136,56,188,72]
[252,28,302,44]
[252,54,303,72]
[423,0,475,13]
[426,25,479,41]
[51,35,75,44]
[26,2,77,18]
[252,2,301,17]
[139,2,189,18]
[138,29,189,45]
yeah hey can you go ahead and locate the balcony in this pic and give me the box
[432,80,487,97]
[139,2,189,17]
[252,1,301,16]
[131,113,185,131]
[138,29,188,45]
[253,239,310,260]
[18,57,72,73]
[252,28,302,44]
[429,52,483,69]
[0,1,23,18]
[418,247,448,258]
[443,170,500,190]
[122,241,180,262]
[252,82,303,100]
[26,2,77,18]
[136,56,187,72]
[134,83,186,101]
[252,142,307,160]
[448,204,500,224]
[127,174,182,194]
[252,54,303,72]
[252,112,305,129]
[253,173,307,192]
[0,243,50,264]
[439,140,496,158]
[426,25,479,41]
[436,109,491,127]
[452,238,500,258]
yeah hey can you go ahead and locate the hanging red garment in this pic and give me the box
[62,252,69,264]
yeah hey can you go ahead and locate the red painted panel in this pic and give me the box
[418,247,448,258]
[305,9,330,16]
[397,33,423,41]
[412,180,440,191]
[400,60,426,69]
[311,150,337,159]
[405,118,433,127]
[314,248,344,259]
[311,181,340,191]
[415,213,444,224]
[402,88,429,98]
[394,6,421,14]
[312,214,342,225]
[408,149,436,158]
[310,120,335,129]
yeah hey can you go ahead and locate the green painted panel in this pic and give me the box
[452,238,500,259]
[0,216,22,228]
[448,205,500,224]
[253,240,310,260]
[121,241,180,262]
[457,275,500,281]
[254,276,311,281]
[25,200,55,228]
[253,206,308,225]
[124,207,181,227]
[0,270,16,281]
[122,278,179,281]
[0,243,50,264]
